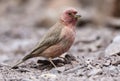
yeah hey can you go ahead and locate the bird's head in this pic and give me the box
[60,8,81,26]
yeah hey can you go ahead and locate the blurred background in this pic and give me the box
[0,0,120,63]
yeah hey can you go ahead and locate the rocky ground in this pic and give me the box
[0,25,120,81]
[0,0,120,81]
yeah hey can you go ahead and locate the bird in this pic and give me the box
[12,8,81,68]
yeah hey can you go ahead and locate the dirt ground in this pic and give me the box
[0,25,120,81]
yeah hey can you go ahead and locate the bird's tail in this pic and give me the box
[11,54,34,68]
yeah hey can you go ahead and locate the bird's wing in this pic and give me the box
[11,23,63,68]
[29,22,63,55]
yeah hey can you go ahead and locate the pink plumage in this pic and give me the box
[12,8,81,68]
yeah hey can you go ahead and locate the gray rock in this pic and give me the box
[105,35,120,56]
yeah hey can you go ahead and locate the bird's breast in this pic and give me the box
[60,26,75,42]
[41,26,75,58]
[60,26,75,50]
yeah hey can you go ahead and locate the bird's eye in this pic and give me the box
[68,13,71,15]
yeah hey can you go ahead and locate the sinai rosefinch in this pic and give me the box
[12,8,81,68]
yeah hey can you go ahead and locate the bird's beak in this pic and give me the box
[74,14,81,19]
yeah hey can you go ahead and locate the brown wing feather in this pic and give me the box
[29,22,63,56]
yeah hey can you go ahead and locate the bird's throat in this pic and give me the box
[60,19,77,27]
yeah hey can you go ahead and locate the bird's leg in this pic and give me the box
[48,58,57,68]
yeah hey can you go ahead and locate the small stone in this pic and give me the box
[40,73,57,79]
[105,35,120,56]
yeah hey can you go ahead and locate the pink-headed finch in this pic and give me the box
[12,8,81,68]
